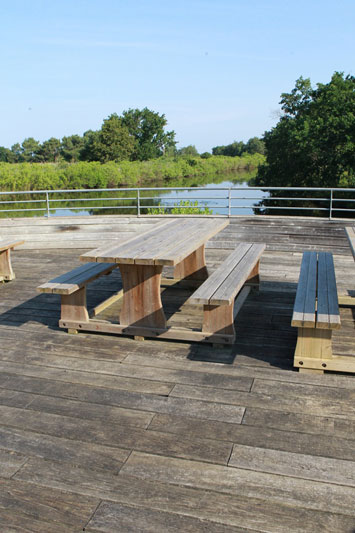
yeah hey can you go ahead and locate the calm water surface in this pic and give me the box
[0,171,268,217]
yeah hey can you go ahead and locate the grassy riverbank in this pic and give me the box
[0,154,264,191]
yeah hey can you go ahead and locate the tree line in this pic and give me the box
[1,106,266,165]
[0,108,177,164]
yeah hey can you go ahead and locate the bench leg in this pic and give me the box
[294,327,333,373]
[173,245,208,281]
[246,260,260,288]
[0,249,15,281]
[202,303,235,337]
[60,287,90,326]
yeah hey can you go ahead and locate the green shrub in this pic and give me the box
[147,200,212,215]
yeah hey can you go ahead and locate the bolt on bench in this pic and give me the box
[0,239,25,281]
[292,251,354,374]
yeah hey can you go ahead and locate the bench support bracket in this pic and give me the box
[174,245,208,281]
[202,303,235,337]
[0,249,15,281]
[61,287,90,323]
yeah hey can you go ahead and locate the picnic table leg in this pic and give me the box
[0,248,15,281]
[173,244,208,281]
[119,264,167,329]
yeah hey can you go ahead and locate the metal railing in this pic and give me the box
[0,186,354,218]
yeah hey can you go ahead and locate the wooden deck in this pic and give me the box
[0,215,354,532]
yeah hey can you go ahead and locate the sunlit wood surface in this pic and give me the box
[0,216,354,531]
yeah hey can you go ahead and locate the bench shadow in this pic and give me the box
[187,280,298,371]
[0,278,335,373]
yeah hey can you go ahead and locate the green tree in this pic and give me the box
[177,145,199,156]
[121,107,176,160]
[21,137,41,162]
[9,143,22,163]
[212,141,245,157]
[0,146,11,162]
[92,114,136,163]
[79,130,100,161]
[37,137,61,162]
[61,134,84,162]
[245,137,265,155]
[256,72,355,188]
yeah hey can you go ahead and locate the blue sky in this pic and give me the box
[1,0,354,152]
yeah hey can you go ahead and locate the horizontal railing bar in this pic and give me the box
[49,205,137,211]
[232,196,330,202]
[0,199,48,205]
[139,196,227,201]
[0,207,47,213]
[48,197,137,203]
[331,198,355,203]
[331,208,355,212]
[231,205,330,211]
[1,186,355,195]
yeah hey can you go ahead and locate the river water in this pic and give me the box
[0,170,268,218]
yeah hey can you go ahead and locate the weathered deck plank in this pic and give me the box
[0,215,354,531]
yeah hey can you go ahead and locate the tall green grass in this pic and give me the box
[0,154,265,191]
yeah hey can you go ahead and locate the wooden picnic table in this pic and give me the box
[79,218,229,339]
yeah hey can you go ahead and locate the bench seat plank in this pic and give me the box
[38,262,117,295]
[345,226,355,259]
[303,251,318,328]
[292,251,340,330]
[0,239,25,252]
[324,252,341,329]
[190,243,265,305]
[291,252,316,328]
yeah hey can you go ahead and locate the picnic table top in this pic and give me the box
[80,218,229,266]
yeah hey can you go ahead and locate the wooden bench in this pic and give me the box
[189,243,266,343]
[290,251,352,374]
[345,226,355,259]
[37,262,119,330]
[338,227,355,307]
[0,239,25,281]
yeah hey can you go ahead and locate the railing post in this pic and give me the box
[228,188,231,217]
[45,191,50,217]
[137,189,141,217]
[329,189,333,220]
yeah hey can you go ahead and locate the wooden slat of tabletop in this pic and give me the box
[0,239,25,252]
[80,220,175,263]
[153,219,229,266]
[127,218,208,265]
[210,243,265,305]
[345,227,355,260]
[189,243,252,305]
[81,218,229,266]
